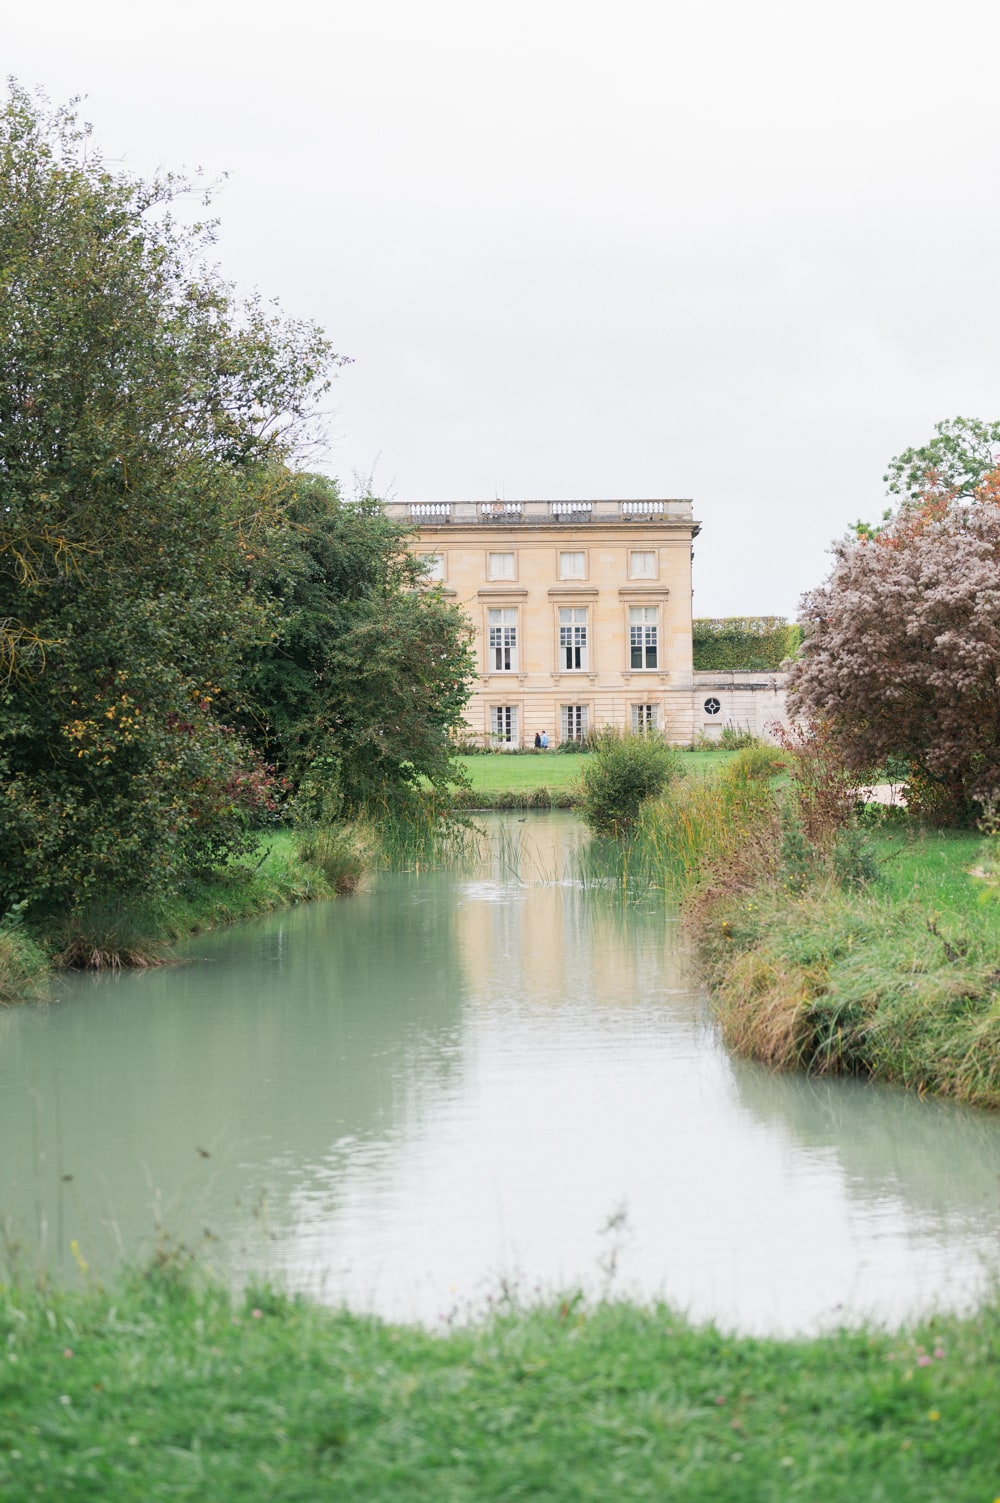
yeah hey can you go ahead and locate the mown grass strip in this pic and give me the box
[453,748,735,797]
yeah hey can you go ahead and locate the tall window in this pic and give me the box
[560,704,589,742]
[559,550,586,579]
[629,550,657,579]
[488,608,518,671]
[631,703,659,732]
[487,551,516,580]
[629,606,658,669]
[558,607,588,670]
[490,704,518,745]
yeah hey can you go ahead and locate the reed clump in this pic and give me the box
[450,785,578,811]
[360,787,479,869]
[296,826,368,894]
[51,901,173,970]
[0,921,50,1002]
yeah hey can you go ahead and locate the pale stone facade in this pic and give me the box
[383,498,789,746]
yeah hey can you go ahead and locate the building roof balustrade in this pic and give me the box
[408,503,452,519]
[550,501,592,517]
[388,499,694,526]
[480,502,523,519]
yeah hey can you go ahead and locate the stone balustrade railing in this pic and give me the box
[392,499,692,525]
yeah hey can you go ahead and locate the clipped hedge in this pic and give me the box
[692,616,801,671]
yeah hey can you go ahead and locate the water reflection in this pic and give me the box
[1,813,998,1333]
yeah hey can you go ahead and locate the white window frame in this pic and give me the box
[559,550,586,580]
[490,704,519,746]
[629,606,658,670]
[629,550,658,580]
[631,703,659,733]
[558,606,589,671]
[487,551,516,581]
[560,704,589,742]
[487,607,518,672]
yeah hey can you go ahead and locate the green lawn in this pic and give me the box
[454,748,734,794]
[872,825,990,911]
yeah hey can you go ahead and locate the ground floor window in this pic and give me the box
[560,704,589,742]
[490,704,518,745]
[629,606,658,669]
[631,703,659,732]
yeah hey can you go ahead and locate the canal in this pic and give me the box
[2,813,998,1333]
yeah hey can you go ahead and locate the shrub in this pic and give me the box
[578,729,679,837]
[719,743,787,782]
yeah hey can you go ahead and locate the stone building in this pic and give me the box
[382,498,788,747]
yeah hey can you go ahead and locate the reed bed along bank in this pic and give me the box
[2,1269,997,1502]
[582,751,1000,1109]
[3,828,364,995]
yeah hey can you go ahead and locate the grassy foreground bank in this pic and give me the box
[2,1272,998,1501]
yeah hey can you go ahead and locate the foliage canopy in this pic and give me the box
[240,473,476,816]
[1,85,477,918]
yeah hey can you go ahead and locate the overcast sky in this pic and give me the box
[8,0,1000,615]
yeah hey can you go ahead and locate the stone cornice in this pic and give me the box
[618,586,671,600]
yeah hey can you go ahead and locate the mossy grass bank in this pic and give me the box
[2,1269,997,1501]
[3,829,365,1000]
[700,822,1000,1108]
[590,745,1000,1108]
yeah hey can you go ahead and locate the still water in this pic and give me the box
[2,814,999,1334]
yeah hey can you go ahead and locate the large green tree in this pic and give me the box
[239,473,476,816]
[0,85,337,913]
[884,416,1000,505]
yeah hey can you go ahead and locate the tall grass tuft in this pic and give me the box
[53,901,172,970]
[0,920,49,1002]
[296,826,368,894]
[361,787,479,870]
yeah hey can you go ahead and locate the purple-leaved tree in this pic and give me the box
[790,473,1000,818]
